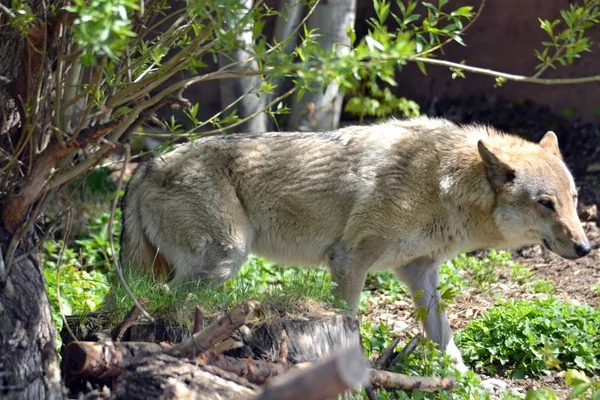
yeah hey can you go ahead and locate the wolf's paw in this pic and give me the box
[446,338,468,374]
[480,378,508,393]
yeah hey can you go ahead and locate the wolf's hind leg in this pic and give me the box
[395,258,467,372]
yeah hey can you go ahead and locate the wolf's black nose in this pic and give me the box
[575,242,591,258]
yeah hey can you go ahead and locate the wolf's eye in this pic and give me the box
[538,198,555,211]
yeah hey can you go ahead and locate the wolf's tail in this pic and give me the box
[119,162,171,279]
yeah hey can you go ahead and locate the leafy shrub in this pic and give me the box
[44,241,111,336]
[43,208,117,346]
[357,322,521,400]
[456,297,600,378]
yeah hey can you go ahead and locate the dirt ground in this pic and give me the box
[362,220,599,399]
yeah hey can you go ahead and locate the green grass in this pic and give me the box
[108,256,342,329]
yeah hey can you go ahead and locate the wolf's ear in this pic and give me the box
[478,140,516,189]
[539,131,563,159]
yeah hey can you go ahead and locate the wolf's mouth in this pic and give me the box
[542,238,552,251]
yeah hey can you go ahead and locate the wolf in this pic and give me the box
[120,117,590,370]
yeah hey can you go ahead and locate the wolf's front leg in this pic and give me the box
[395,257,467,373]
[327,239,383,316]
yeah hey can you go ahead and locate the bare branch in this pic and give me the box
[0,3,16,18]
[408,56,600,85]
[370,369,455,392]
[108,144,154,322]
[168,301,260,359]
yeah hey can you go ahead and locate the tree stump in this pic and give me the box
[228,314,361,363]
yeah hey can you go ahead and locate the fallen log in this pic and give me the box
[113,352,258,400]
[62,341,172,380]
[253,344,369,400]
[201,354,289,385]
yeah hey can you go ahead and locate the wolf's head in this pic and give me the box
[478,131,591,260]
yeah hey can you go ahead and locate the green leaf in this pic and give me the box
[525,388,558,400]
[416,60,427,76]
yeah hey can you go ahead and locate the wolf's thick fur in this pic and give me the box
[121,117,590,369]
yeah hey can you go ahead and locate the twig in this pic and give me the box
[373,336,402,370]
[168,301,260,359]
[390,334,422,367]
[108,144,154,322]
[414,0,486,58]
[369,369,455,392]
[57,210,78,343]
[2,119,121,231]
[193,306,204,334]
[204,338,243,359]
[407,56,600,85]
[0,3,16,18]
[0,247,5,288]
[111,298,150,342]
[279,330,288,365]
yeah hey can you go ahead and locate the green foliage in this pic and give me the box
[43,208,118,346]
[526,279,556,294]
[345,81,420,121]
[109,255,341,329]
[535,0,600,73]
[456,298,600,378]
[367,270,409,298]
[43,241,111,337]
[360,321,394,357]
[66,0,139,65]
[448,250,515,290]
[591,284,600,296]
[563,369,600,399]
[74,209,121,271]
[525,370,600,400]
[344,0,474,122]
[356,324,522,400]
[511,263,533,284]
[439,256,468,294]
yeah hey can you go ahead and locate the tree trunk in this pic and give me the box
[287,0,357,132]
[0,11,63,398]
[218,0,268,134]
[0,230,63,399]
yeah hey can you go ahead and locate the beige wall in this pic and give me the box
[380,0,600,120]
